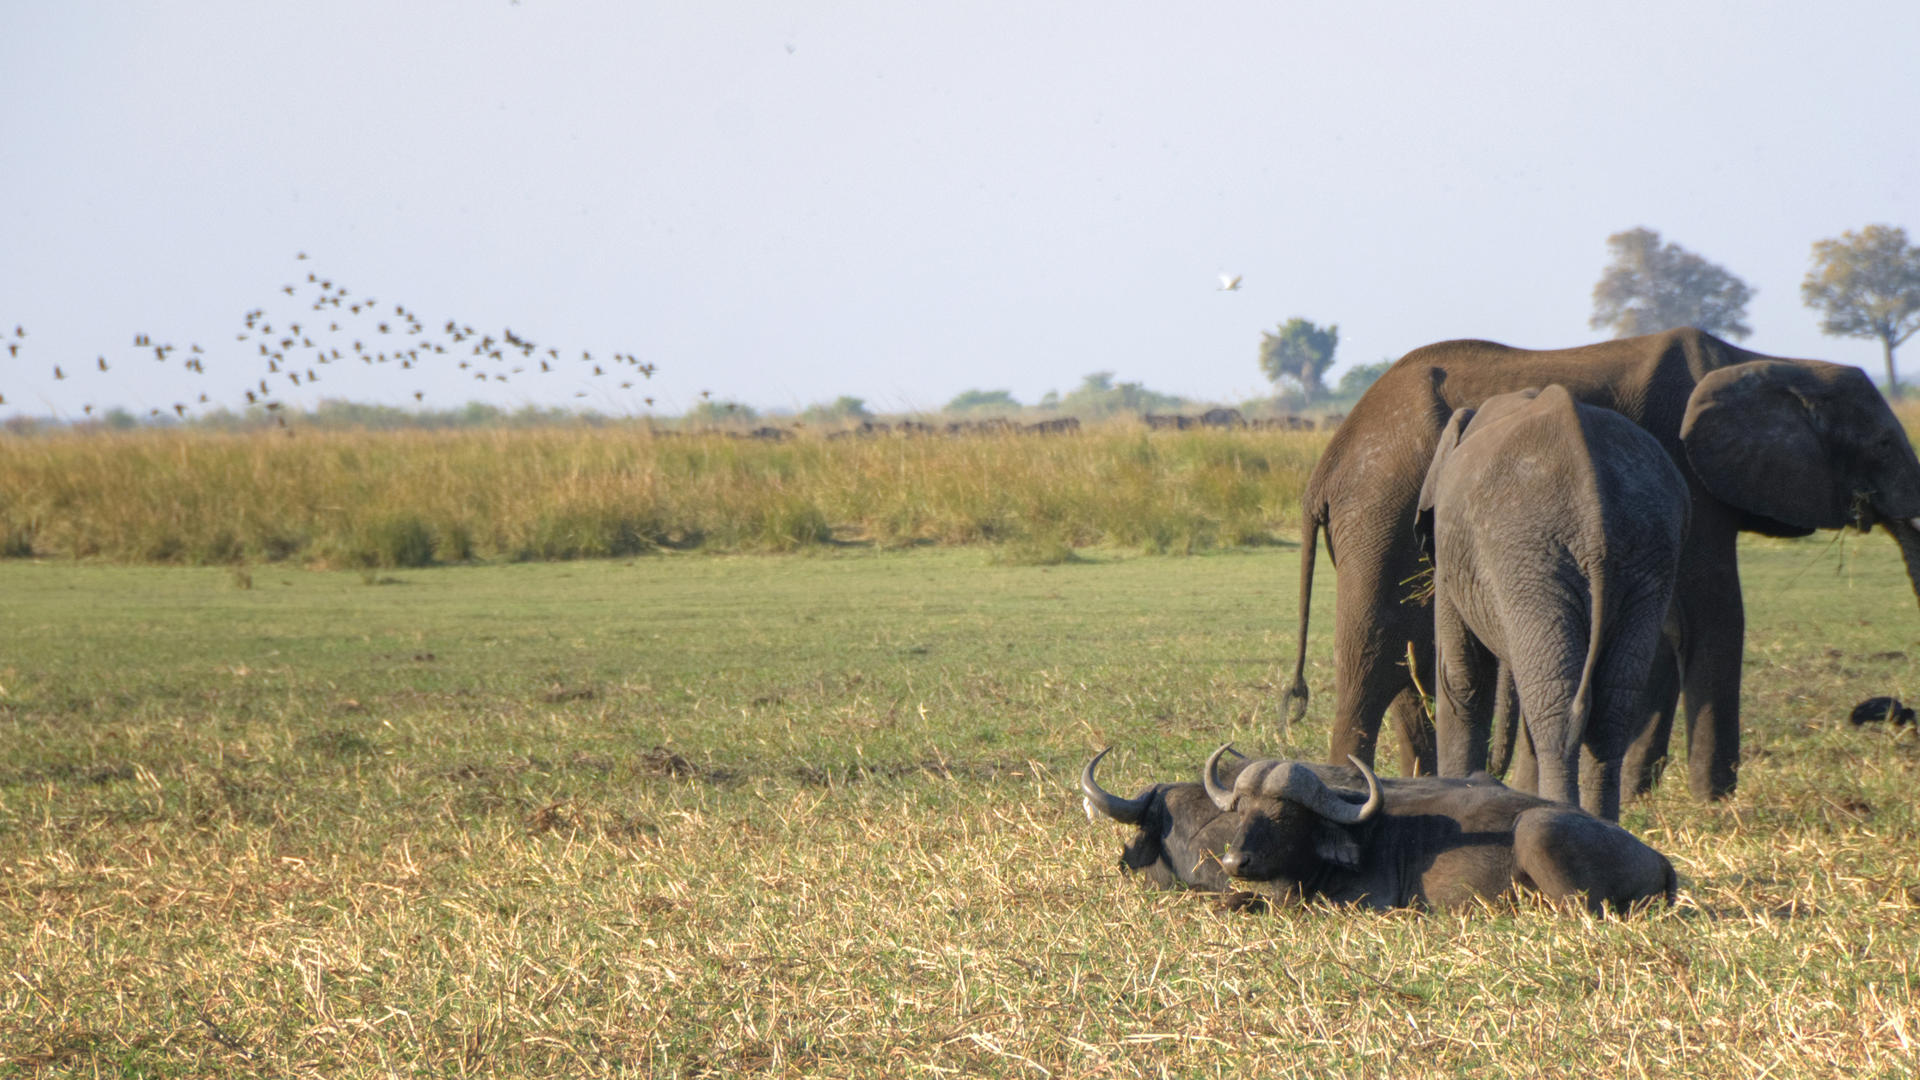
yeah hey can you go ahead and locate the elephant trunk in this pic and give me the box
[1885,517,1920,612]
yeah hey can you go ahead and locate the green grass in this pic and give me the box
[2,537,1918,1076]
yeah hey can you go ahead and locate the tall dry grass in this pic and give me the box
[0,423,1329,565]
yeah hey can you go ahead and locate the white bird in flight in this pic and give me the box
[1218,273,1243,292]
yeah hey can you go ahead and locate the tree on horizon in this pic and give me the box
[1802,224,1920,399]
[801,395,871,422]
[1590,227,1754,341]
[945,388,1020,413]
[1259,319,1339,403]
[1057,372,1185,418]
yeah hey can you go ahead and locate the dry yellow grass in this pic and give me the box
[2,542,1918,1077]
[0,422,1327,566]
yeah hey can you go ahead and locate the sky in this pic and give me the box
[3,1,1917,422]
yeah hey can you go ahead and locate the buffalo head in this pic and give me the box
[1202,743,1382,890]
[1081,747,1245,893]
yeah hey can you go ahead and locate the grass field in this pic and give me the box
[3,537,1919,1076]
[0,424,1326,566]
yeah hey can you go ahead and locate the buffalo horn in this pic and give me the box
[1205,746,1383,824]
[1080,747,1150,824]
[1203,743,1240,809]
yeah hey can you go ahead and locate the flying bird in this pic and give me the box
[1218,273,1243,292]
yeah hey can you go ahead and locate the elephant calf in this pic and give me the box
[1201,746,1677,914]
[1415,385,1690,820]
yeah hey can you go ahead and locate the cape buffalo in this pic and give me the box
[1079,747,1362,902]
[1201,745,1677,915]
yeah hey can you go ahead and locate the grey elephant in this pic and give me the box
[1285,329,1920,801]
[1413,386,1689,820]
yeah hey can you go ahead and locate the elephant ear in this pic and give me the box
[1681,362,1850,531]
[1414,406,1476,561]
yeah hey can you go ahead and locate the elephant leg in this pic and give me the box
[1510,721,1538,794]
[1509,643,1584,808]
[1390,631,1440,776]
[1433,592,1496,777]
[1528,720,1582,808]
[1580,594,1673,822]
[1327,541,1435,773]
[1622,640,1681,798]
[1389,687,1438,776]
[1675,524,1744,800]
[1579,746,1623,821]
[1487,662,1520,779]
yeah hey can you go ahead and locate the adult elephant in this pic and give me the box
[1284,328,1920,800]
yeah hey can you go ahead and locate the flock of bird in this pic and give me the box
[2,253,666,426]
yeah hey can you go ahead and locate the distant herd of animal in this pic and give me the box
[674,407,1348,442]
[1084,329,1920,915]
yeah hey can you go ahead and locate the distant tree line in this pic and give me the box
[1263,222,1920,403]
[1588,224,1920,396]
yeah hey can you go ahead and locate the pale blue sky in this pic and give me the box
[3,1,1916,420]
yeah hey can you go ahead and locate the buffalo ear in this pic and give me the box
[1415,406,1476,560]
[1681,362,1849,530]
[1119,834,1161,871]
[1312,820,1363,871]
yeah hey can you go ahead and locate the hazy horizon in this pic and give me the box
[5,2,1917,423]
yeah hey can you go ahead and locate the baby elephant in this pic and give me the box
[1201,745,1677,914]
[1415,385,1690,820]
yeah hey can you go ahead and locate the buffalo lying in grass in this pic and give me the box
[1202,746,1677,914]
[1079,747,1286,910]
[1082,746,1676,915]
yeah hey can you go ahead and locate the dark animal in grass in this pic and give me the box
[1080,747,1366,909]
[1200,745,1677,915]
[1849,697,1915,727]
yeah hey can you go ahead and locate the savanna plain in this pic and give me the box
[3,425,1919,1077]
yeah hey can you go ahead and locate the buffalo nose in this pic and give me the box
[1217,849,1244,878]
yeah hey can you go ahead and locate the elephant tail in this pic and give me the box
[1567,576,1609,783]
[1284,510,1323,725]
